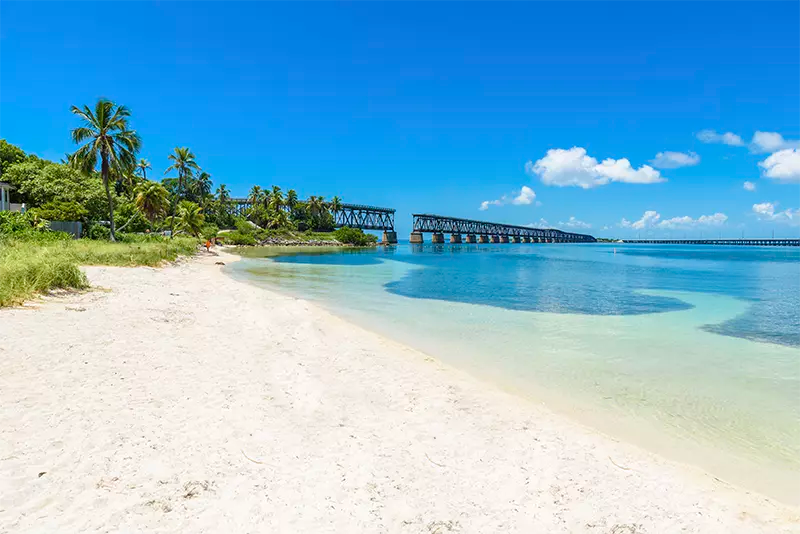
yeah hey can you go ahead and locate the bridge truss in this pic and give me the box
[412,213,595,243]
[227,199,395,231]
[335,204,395,231]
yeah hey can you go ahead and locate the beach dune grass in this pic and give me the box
[0,237,198,306]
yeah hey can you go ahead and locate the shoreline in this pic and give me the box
[1,250,798,532]
[227,247,800,505]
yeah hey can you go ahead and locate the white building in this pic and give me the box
[0,182,13,211]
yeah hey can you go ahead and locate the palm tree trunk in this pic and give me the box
[168,175,182,239]
[102,154,116,241]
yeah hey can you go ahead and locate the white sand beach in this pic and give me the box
[1,250,797,533]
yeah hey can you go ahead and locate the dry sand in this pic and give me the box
[1,250,798,533]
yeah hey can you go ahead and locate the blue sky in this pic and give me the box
[1,2,798,237]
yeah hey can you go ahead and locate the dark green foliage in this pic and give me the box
[29,200,89,222]
[201,224,219,241]
[115,200,151,233]
[2,160,109,219]
[221,231,257,246]
[333,227,378,246]
[85,222,111,240]
[0,212,70,242]
[0,139,26,175]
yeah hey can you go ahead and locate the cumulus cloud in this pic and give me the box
[479,185,536,210]
[525,218,550,229]
[558,216,592,229]
[752,202,799,225]
[657,213,728,229]
[696,130,745,146]
[743,181,756,191]
[619,210,661,230]
[620,210,728,231]
[758,149,800,183]
[650,151,700,169]
[526,147,665,189]
[750,132,800,154]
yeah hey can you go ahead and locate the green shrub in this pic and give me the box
[85,222,111,240]
[201,224,219,241]
[221,231,257,246]
[0,211,68,242]
[28,200,89,222]
[333,227,378,246]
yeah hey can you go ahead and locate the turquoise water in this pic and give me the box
[227,243,800,502]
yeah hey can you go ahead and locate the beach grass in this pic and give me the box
[0,237,198,306]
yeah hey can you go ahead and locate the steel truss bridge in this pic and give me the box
[622,239,799,246]
[334,204,395,231]
[228,199,395,231]
[411,213,596,243]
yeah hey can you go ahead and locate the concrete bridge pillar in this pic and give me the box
[409,232,424,244]
[511,236,522,243]
[465,234,477,243]
[382,231,398,244]
[478,235,489,243]
[499,235,510,243]
[431,232,445,244]
[520,237,529,243]
[490,235,500,243]
[449,234,462,244]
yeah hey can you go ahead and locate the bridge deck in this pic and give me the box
[411,213,595,243]
[622,239,799,246]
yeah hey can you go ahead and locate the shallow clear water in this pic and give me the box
[227,243,800,501]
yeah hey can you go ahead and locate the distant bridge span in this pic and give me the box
[229,198,397,241]
[622,239,799,246]
[411,213,596,244]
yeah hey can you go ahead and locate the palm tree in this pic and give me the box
[286,189,298,211]
[164,147,200,238]
[269,185,284,212]
[307,195,325,218]
[134,181,170,224]
[248,185,264,205]
[329,196,342,215]
[136,158,151,181]
[268,208,290,229]
[119,163,139,197]
[177,201,205,237]
[193,171,213,202]
[216,183,230,203]
[70,99,141,241]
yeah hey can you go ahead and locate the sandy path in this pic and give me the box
[0,251,797,533]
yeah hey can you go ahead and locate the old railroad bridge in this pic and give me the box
[621,238,799,246]
[229,198,799,246]
[410,213,595,243]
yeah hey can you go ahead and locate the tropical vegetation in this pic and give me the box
[0,97,378,305]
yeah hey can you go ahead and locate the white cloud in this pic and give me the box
[526,147,665,189]
[512,186,536,205]
[758,149,800,183]
[743,181,756,191]
[752,202,800,225]
[753,202,776,217]
[479,185,536,210]
[620,210,729,231]
[750,132,800,154]
[696,129,745,146]
[619,210,661,230]
[525,218,550,229]
[650,151,700,169]
[558,216,592,229]
[657,212,728,229]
